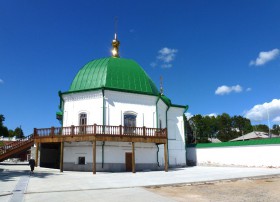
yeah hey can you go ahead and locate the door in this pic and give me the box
[125,152,132,172]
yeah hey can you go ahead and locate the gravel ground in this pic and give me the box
[147,176,280,202]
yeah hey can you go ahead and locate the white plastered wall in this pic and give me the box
[61,89,186,167]
[105,90,157,127]
[168,107,186,166]
[196,145,280,167]
[62,91,103,126]
[63,142,157,164]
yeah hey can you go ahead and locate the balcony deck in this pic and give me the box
[33,124,169,173]
[34,124,167,144]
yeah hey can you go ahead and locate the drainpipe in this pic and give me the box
[155,96,161,168]
[166,105,170,166]
[183,105,189,166]
[102,88,105,133]
[155,95,160,128]
[156,144,160,167]
[102,141,105,168]
[58,91,64,126]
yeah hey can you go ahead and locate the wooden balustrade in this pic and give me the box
[34,124,167,139]
[0,135,33,153]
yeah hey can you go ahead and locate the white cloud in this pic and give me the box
[244,99,280,123]
[206,113,217,117]
[246,87,252,92]
[161,64,172,68]
[184,112,217,119]
[273,116,280,123]
[215,85,243,95]
[184,112,193,120]
[0,79,3,84]
[150,62,157,68]
[151,47,178,68]
[157,47,178,63]
[249,48,279,66]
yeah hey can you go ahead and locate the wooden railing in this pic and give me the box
[0,135,34,161]
[34,124,167,139]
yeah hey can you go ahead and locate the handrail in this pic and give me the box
[0,134,33,155]
[34,125,167,139]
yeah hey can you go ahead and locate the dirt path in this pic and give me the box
[147,176,280,202]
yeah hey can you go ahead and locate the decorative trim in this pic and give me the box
[63,91,102,102]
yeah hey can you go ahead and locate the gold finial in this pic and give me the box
[160,76,164,95]
[112,17,120,57]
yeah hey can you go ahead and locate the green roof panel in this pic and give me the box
[69,57,159,95]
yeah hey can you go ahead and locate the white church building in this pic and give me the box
[33,34,188,173]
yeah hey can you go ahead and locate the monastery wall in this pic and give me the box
[186,139,280,168]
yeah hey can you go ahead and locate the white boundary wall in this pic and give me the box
[188,144,280,168]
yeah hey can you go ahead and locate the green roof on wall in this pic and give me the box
[191,138,280,148]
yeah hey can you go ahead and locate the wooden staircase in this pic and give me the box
[0,135,34,162]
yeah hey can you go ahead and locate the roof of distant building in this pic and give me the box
[230,131,269,141]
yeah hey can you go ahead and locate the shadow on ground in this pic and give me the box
[0,167,57,182]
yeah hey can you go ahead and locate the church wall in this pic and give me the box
[157,99,168,128]
[60,90,186,170]
[105,90,157,127]
[62,91,103,126]
[167,107,186,166]
[63,141,163,171]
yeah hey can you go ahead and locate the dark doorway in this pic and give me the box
[40,143,60,169]
[125,152,132,172]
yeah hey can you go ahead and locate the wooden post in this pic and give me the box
[51,126,55,136]
[71,125,75,136]
[92,140,96,174]
[35,142,39,167]
[94,124,97,135]
[33,128,37,138]
[60,142,64,172]
[143,126,146,137]
[132,142,135,173]
[164,143,168,172]
[119,125,122,136]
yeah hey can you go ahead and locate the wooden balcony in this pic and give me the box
[34,124,167,144]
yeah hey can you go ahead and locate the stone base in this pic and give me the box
[63,162,164,172]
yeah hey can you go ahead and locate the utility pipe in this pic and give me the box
[102,141,105,168]
[156,144,160,167]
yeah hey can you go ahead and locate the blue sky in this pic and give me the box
[1,0,280,136]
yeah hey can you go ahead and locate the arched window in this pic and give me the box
[79,113,87,134]
[124,113,136,134]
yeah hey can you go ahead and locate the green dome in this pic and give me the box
[69,57,159,95]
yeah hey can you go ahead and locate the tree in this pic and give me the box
[271,124,280,135]
[254,124,269,133]
[232,116,253,136]
[189,115,210,143]
[0,114,4,127]
[14,127,24,138]
[0,114,9,137]
[217,113,232,142]
[0,126,9,137]
[0,114,25,138]
[184,114,196,144]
